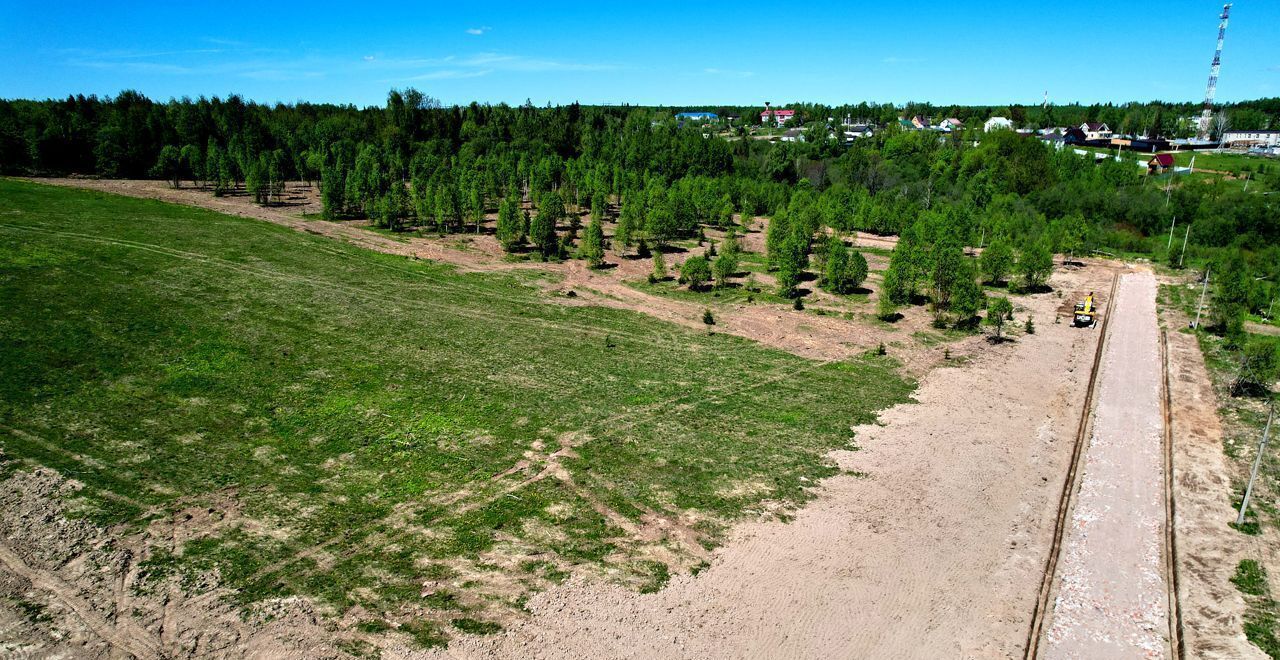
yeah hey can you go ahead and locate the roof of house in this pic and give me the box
[1150,154,1175,167]
[676,112,718,119]
[762,109,796,116]
[783,128,803,137]
[1083,122,1109,131]
[944,118,963,125]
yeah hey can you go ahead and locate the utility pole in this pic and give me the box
[1167,216,1177,251]
[1237,404,1274,526]
[1193,266,1211,329]
[1179,225,1191,268]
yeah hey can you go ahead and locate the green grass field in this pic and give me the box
[0,179,913,643]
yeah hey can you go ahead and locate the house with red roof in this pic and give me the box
[761,108,797,126]
[1147,153,1175,175]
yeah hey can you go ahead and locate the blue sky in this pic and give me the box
[2,1,1278,107]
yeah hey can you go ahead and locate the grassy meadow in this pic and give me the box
[0,179,913,643]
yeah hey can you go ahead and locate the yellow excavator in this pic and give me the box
[1074,292,1098,328]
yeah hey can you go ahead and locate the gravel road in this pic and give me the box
[1042,271,1169,659]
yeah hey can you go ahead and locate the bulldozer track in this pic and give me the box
[1022,273,1118,659]
[1160,328,1185,659]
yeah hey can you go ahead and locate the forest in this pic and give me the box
[1,89,1278,330]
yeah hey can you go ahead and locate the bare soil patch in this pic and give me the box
[1160,311,1266,659]
[413,263,1120,660]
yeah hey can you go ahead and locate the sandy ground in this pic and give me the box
[398,266,1117,660]
[1041,272,1169,659]
[1161,311,1266,659]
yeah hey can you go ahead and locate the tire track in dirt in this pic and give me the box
[0,543,163,660]
[213,354,840,604]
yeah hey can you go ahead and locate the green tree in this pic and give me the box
[151,145,181,188]
[986,297,1014,339]
[979,238,1014,285]
[1213,250,1251,346]
[529,202,558,258]
[652,251,667,281]
[681,255,712,290]
[766,212,791,270]
[931,242,966,310]
[1016,239,1054,291]
[713,250,739,289]
[579,215,606,267]
[823,237,868,294]
[376,184,409,231]
[775,232,810,297]
[646,204,677,247]
[496,197,524,252]
[179,144,203,187]
[951,263,985,328]
[615,195,639,254]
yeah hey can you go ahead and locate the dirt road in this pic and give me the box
[415,268,1115,660]
[1041,272,1170,659]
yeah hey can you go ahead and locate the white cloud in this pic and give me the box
[363,55,376,62]
[399,69,493,81]
[465,26,491,36]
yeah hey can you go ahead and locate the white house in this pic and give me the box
[844,124,874,140]
[1081,122,1112,141]
[984,117,1014,132]
[938,118,965,132]
[1222,130,1280,149]
[780,128,805,143]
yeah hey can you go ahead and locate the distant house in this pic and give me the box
[675,112,719,122]
[911,115,931,130]
[984,117,1014,132]
[1062,127,1087,145]
[938,118,964,131]
[1222,130,1280,149]
[1148,153,1175,175]
[897,118,916,130]
[1081,122,1112,141]
[761,109,797,126]
[780,128,805,143]
[844,124,874,140]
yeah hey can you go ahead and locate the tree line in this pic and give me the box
[1,89,1277,321]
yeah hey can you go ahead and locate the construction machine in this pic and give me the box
[1073,292,1098,328]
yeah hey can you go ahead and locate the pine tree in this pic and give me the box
[579,216,606,267]
[530,203,558,258]
[652,251,667,281]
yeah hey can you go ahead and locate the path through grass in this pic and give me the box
[0,179,913,642]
